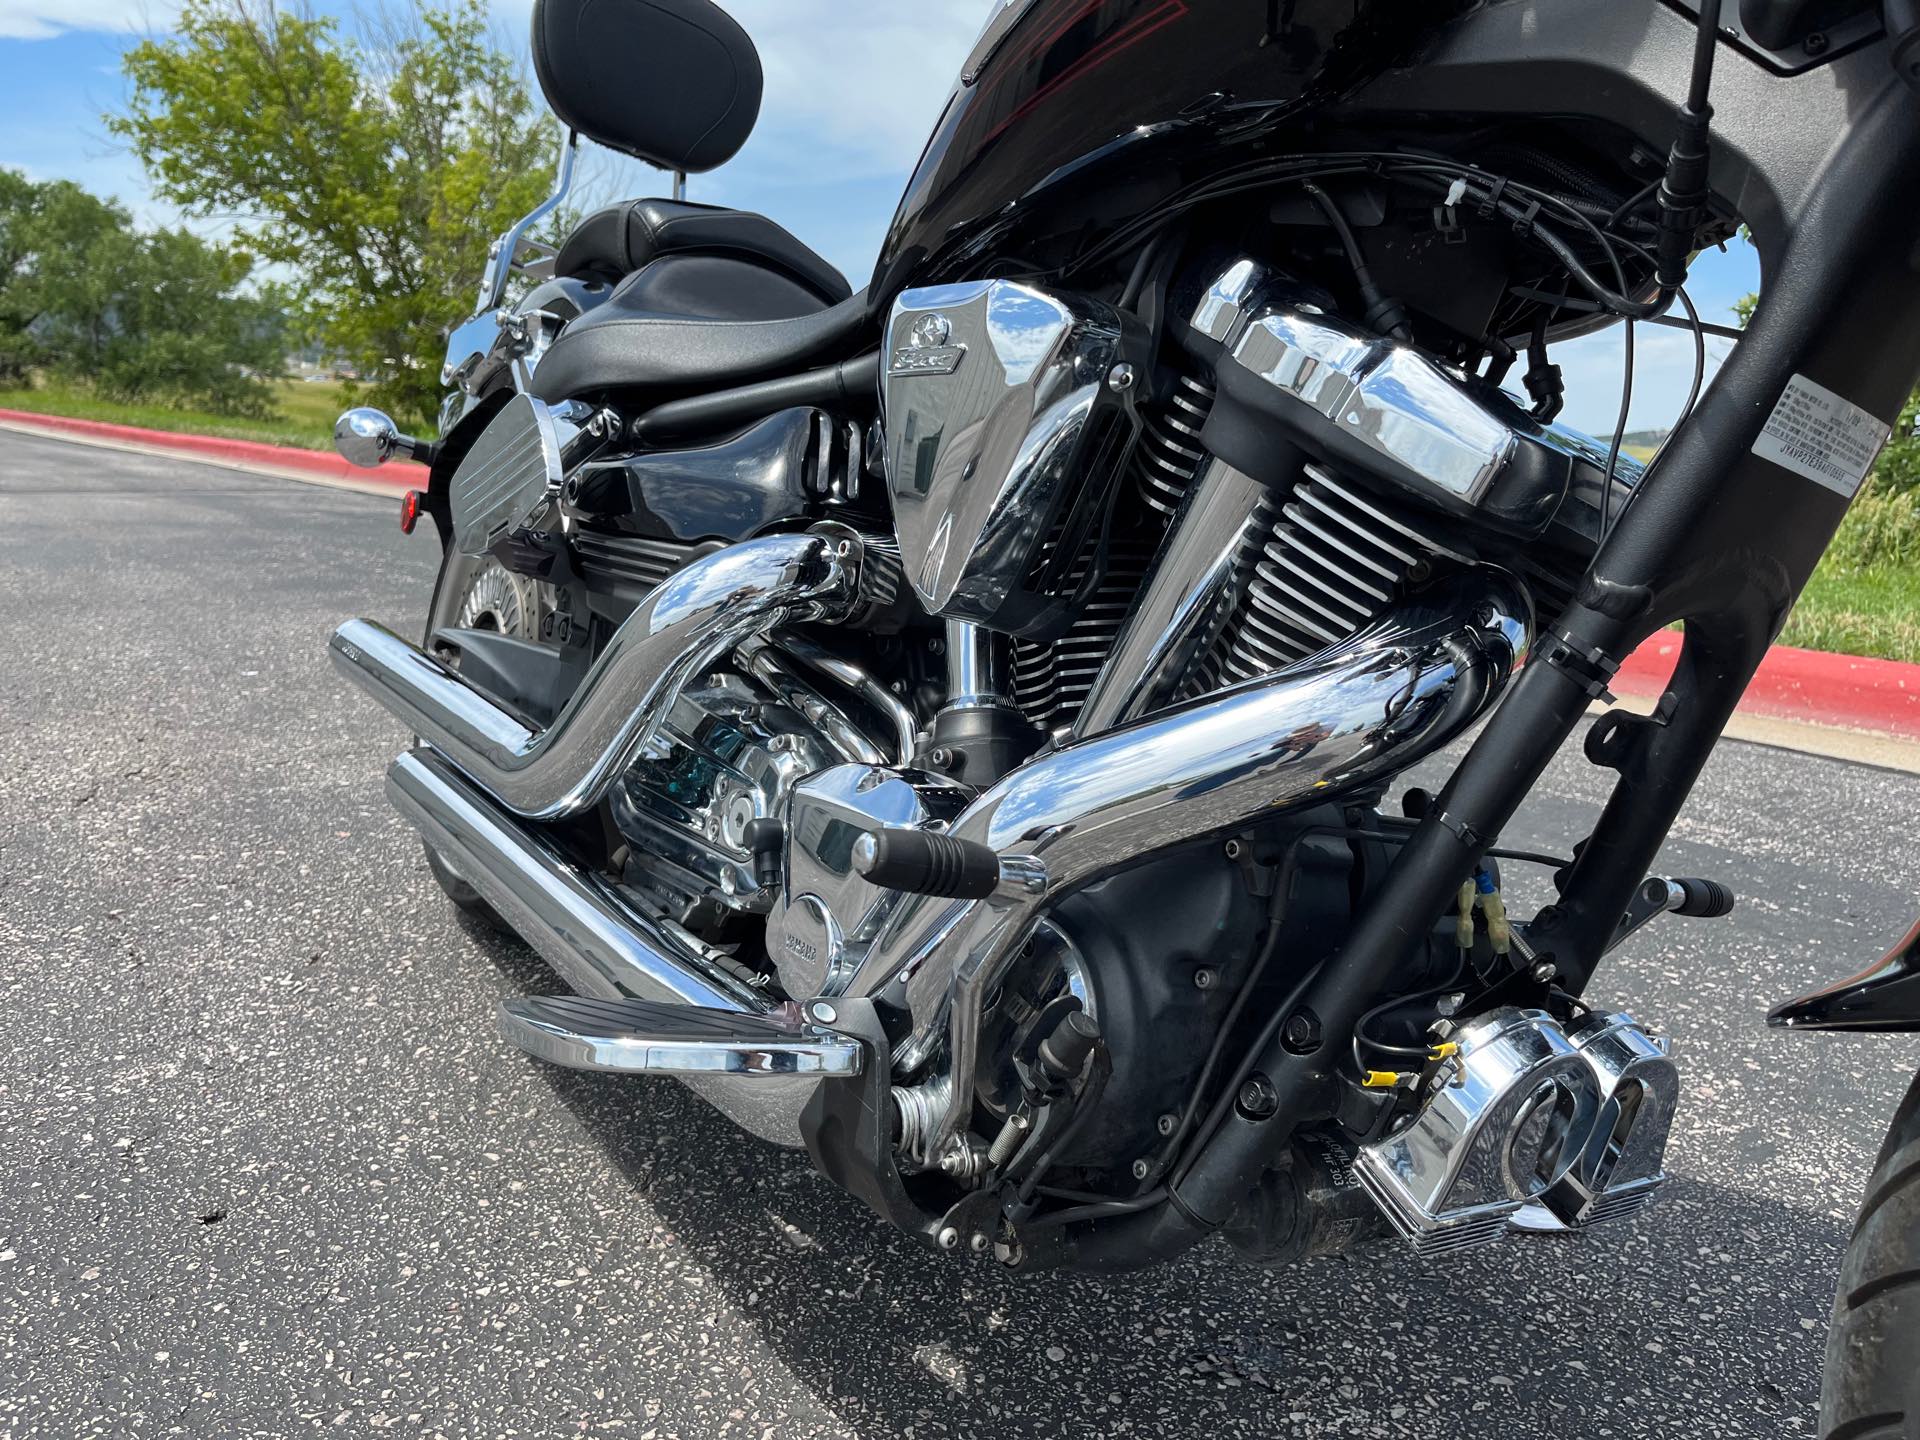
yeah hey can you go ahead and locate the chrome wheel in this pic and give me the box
[454,559,541,638]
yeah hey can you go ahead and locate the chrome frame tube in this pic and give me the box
[850,573,1532,1152]
[1072,457,1273,737]
[331,532,867,821]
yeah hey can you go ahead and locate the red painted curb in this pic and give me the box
[1614,633,1920,740]
[0,407,428,490]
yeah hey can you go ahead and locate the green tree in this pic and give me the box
[0,176,125,383]
[0,168,280,413]
[113,0,556,427]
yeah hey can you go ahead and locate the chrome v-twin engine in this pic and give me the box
[327,253,1680,1261]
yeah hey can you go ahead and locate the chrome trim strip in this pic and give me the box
[962,0,1040,84]
[388,748,767,1014]
[330,531,867,820]
[390,748,832,1147]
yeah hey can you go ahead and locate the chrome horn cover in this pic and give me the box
[1355,1008,1605,1256]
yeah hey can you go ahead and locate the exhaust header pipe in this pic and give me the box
[842,573,1531,1154]
[330,529,881,820]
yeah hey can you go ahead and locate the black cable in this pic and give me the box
[1025,1189,1168,1229]
[1349,952,1472,1069]
[1300,180,1409,339]
[1145,848,1299,1174]
[1506,285,1745,341]
[1601,318,1635,541]
[1604,177,1662,230]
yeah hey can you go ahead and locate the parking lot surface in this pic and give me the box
[3,429,1916,1438]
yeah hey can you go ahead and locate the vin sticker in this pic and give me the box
[1752,373,1891,498]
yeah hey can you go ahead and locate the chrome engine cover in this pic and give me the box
[881,280,1141,636]
[1354,1007,1678,1255]
[610,643,907,924]
[448,393,580,556]
[764,763,971,1000]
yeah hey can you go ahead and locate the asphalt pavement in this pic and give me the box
[3,426,1918,1439]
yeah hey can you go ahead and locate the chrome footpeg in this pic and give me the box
[499,994,865,1078]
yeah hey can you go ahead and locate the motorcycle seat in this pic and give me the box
[531,227,870,405]
[553,198,850,307]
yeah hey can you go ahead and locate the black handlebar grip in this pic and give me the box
[1671,877,1735,918]
[854,828,1000,898]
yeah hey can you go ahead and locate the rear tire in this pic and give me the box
[416,546,549,932]
[1822,1067,1920,1439]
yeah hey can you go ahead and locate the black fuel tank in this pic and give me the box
[869,0,1465,300]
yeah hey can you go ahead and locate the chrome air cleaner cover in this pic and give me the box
[880,280,1142,637]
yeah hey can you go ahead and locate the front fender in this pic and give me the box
[1769,917,1920,1032]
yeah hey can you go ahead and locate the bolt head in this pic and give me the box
[1281,1011,1322,1055]
[1223,838,1245,861]
[1237,1075,1279,1118]
[969,1232,991,1254]
[1193,967,1218,991]
[936,1226,960,1250]
[1531,961,1558,983]
[1156,1112,1178,1137]
[808,1001,839,1026]
[1107,363,1137,393]
[1131,1158,1153,1180]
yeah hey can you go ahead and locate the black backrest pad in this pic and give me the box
[531,0,762,174]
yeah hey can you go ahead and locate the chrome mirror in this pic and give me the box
[334,408,407,468]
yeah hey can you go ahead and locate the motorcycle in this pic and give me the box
[327,0,1920,1428]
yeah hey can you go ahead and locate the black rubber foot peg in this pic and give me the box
[853,828,1000,899]
[1671,877,1735,918]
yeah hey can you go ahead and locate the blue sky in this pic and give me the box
[0,0,1758,436]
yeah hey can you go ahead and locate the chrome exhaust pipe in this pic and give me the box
[845,572,1531,1154]
[388,747,768,1014]
[389,746,824,1146]
[331,530,875,820]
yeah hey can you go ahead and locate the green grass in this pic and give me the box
[0,378,350,450]
[1780,562,1920,664]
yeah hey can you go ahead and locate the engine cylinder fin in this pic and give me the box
[1133,374,1217,519]
[1207,467,1448,685]
[1010,538,1158,730]
[572,530,708,593]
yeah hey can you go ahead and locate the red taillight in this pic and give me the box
[399,489,421,535]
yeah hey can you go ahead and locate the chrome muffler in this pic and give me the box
[329,529,880,820]
[837,572,1531,1155]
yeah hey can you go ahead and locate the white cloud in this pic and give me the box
[1554,321,1739,438]
[0,0,174,40]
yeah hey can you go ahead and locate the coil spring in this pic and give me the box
[1208,464,1459,685]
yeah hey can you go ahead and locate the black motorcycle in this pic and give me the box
[327,1,1920,1428]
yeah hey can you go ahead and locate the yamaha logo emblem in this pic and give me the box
[906,312,952,349]
[890,310,965,377]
